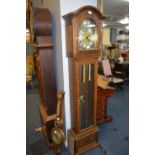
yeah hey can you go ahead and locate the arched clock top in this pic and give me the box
[30,7,52,43]
[63,5,105,58]
[62,5,105,20]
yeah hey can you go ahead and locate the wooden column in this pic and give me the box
[96,86,115,125]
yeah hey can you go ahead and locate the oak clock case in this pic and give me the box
[63,6,105,155]
[29,7,57,149]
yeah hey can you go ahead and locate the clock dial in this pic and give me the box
[78,18,97,50]
[51,128,64,145]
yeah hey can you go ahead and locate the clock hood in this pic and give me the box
[63,5,106,20]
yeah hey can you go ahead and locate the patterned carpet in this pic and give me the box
[26,78,129,155]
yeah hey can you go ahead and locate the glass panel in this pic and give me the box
[79,64,94,129]
[78,18,97,50]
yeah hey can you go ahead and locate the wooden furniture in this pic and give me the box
[29,7,57,149]
[96,86,115,125]
[114,62,129,79]
[26,0,32,26]
[101,59,124,90]
[107,46,116,58]
[63,6,105,155]
[121,52,129,61]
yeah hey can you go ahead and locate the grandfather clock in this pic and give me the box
[63,6,105,155]
[29,7,57,148]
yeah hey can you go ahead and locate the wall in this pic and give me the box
[31,0,40,7]
[60,0,97,15]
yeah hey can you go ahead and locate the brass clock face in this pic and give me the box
[51,128,64,145]
[78,18,97,50]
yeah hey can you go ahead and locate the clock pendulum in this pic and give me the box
[63,6,105,155]
[51,90,65,155]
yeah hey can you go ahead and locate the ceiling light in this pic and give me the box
[126,25,129,29]
[102,22,107,27]
[119,17,129,24]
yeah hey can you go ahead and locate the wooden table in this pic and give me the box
[96,86,116,125]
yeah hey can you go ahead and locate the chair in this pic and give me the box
[101,58,124,90]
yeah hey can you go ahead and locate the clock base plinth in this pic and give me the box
[68,127,99,155]
[96,115,113,125]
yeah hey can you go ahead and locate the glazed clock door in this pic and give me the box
[78,62,96,130]
[79,64,94,130]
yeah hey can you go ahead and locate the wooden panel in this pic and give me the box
[68,128,99,155]
[68,58,98,133]
[33,8,52,36]
[79,64,94,129]
[66,20,73,57]
[39,48,57,115]
[68,130,75,155]
[96,87,115,125]
[39,106,55,148]
[36,56,45,104]
[76,133,96,150]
